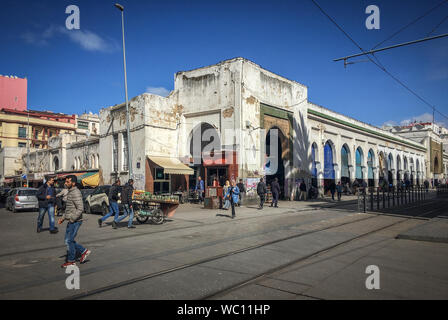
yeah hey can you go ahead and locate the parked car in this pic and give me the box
[84,185,123,215]
[6,188,39,212]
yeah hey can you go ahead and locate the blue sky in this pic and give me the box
[1,0,447,128]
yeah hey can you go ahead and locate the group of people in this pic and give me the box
[256,177,281,209]
[98,179,136,229]
[35,175,137,268]
[36,175,91,268]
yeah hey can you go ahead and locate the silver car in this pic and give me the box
[6,188,39,212]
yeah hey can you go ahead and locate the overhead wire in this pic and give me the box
[309,0,448,124]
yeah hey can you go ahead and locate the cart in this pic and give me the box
[132,193,180,225]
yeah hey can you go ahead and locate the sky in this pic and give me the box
[1,0,448,128]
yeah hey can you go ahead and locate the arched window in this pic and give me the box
[356,147,363,180]
[324,141,335,179]
[341,144,350,182]
[53,157,59,171]
[367,149,374,179]
[311,143,317,178]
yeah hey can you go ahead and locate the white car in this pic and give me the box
[84,185,123,215]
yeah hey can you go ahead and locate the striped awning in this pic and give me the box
[82,172,100,187]
[147,156,194,175]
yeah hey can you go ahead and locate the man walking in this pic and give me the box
[195,176,205,204]
[236,179,246,207]
[270,178,280,208]
[257,178,267,209]
[299,181,307,201]
[225,180,240,219]
[329,181,336,201]
[58,175,90,268]
[336,181,343,201]
[112,179,135,229]
[98,179,121,227]
[37,175,58,234]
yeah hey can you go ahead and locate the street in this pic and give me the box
[0,193,447,300]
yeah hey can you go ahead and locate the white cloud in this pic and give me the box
[21,25,117,53]
[146,87,171,97]
[382,112,448,129]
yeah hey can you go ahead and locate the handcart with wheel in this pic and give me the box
[132,191,180,225]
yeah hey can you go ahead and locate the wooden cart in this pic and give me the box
[132,196,179,225]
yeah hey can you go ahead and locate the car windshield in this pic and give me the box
[18,190,37,196]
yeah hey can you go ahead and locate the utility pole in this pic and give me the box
[115,3,133,179]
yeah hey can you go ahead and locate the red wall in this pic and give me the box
[0,76,27,111]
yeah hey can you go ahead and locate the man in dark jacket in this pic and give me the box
[270,178,281,208]
[257,178,267,209]
[36,175,58,234]
[98,179,121,227]
[112,179,135,229]
[236,179,246,207]
[58,175,90,268]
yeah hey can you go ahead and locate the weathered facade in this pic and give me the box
[98,58,448,198]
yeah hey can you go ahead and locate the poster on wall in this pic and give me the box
[246,178,260,197]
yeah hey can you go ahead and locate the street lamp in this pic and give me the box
[115,3,133,179]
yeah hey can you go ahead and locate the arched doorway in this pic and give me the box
[355,147,364,183]
[323,141,335,192]
[341,144,350,185]
[367,149,375,187]
[265,127,286,199]
[188,122,221,188]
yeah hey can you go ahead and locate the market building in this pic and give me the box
[99,58,442,201]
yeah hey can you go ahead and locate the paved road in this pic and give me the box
[0,193,447,300]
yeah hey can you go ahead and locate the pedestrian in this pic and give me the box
[222,180,231,210]
[336,181,343,201]
[195,176,205,204]
[112,179,135,229]
[98,179,121,227]
[224,180,239,219]
[329,181,336,201]
[257,178,267,209]
[424,180,429,193]
[36,175,58,234]
[299,181,307,201]
[58,175,90,268]
[236,179,246,207]
[270,178,281,208]
[56,185,68,217]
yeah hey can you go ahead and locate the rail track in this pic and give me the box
[62,197,445,300]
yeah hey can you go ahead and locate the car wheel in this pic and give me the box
[101,203,109,216]
[85,202,91,214]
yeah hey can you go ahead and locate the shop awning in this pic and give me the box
[82,172,100,187]
[147,156,194,175]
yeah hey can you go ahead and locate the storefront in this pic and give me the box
[146,156,194,194]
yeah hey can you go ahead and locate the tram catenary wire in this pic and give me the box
[63,198,444,300]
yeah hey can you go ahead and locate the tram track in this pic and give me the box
[203,201,447,300]
[0,199,359,259]
[62,198,445,300]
